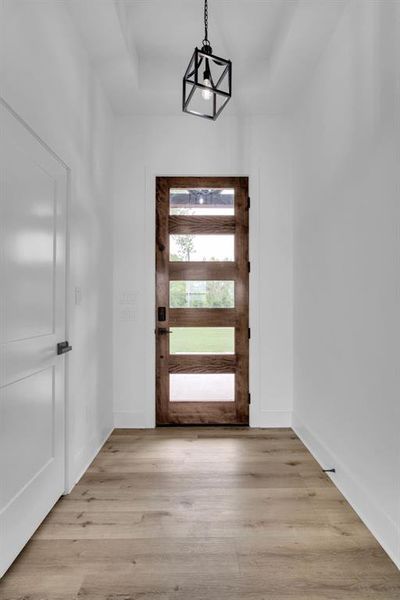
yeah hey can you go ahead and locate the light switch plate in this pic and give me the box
[120,308,135,322]
[74,286,82,306]
[119,291,137,306]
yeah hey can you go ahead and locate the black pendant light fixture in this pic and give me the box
[183,0,232,120]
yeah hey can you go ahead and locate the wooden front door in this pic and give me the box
[156,177,249,425]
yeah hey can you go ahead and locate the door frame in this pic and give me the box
[0,98,72,493]
[155,176,249,425]
[137,171,260,429]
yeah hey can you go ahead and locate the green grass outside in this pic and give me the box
[170,327,234,354]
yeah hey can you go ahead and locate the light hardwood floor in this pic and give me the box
[1,428,399,599]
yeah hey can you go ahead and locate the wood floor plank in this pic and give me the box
[0,427,398,600]
[75,570,400,600]
[6,538,240,577]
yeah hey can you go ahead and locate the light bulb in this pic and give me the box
[202,78,212,101]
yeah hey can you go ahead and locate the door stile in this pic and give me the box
[234,179,250,424]
[155,177,170,424]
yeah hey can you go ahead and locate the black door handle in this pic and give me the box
[57,341,72,355]
[158,328,172,335]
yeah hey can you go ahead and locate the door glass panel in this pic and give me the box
[170,234,234,261]
[170,188,234,215]
[170,374,235,402]
[170,281,234,308]
[170,327,234,354]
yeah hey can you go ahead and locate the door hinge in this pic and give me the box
[248,392,251,405]
[247,197,250,209]
[248,261,251,273]
[248,327,251,339]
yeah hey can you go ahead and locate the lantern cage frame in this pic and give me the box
[182,46,232,120]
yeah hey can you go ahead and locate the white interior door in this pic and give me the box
[0,102,67,577]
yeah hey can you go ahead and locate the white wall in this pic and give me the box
[1,0,115,489]
[113,115,293,428]
[292,0,400,568]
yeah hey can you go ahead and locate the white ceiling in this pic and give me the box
[68,0,348,116]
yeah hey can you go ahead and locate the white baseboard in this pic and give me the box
[293,412,400,570]
[114,411,153,429]
[65,426,113,494]
[250,409,292,428]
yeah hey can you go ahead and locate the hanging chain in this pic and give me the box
[203,0,210,46]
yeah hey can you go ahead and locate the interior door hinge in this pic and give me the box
[248,327,251,339]
[247,197,250,209]
[248,392,251,405]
